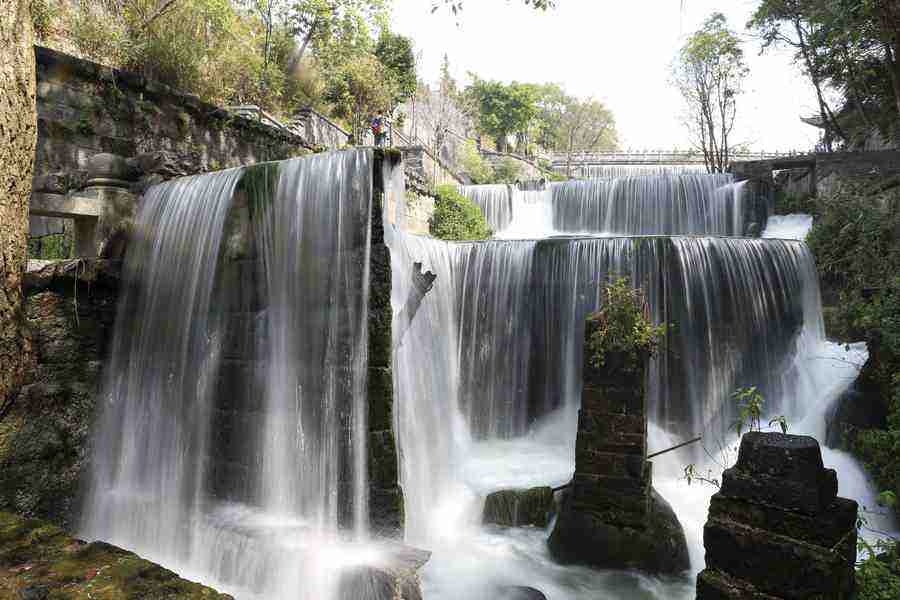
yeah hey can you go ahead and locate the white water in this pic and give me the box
[763,213,815,240]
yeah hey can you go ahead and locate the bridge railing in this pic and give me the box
[547,149,809,165]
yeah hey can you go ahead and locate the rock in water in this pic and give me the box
[548,487,690,574]
[496,585,549,600]
[483,487,555,527]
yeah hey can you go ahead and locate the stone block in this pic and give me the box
[581,384,644,415]
[734,432,825,480]
[368,367,393,432]
[482,487,555,528]
[720,466,838,516]
[574,446,646,479]
[696,568,781,600]
[703,517,854,599]
[708,494,857,561]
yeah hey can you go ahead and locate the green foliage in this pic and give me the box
[324,53,392,142]
[749,0,900,147]
[585,278,666,375]
[458,140,495,184]
[673,13,748,172]
[857,538,900,600]
[805,178,900,512]
[27,234,72,261]
[375,31,417,113]
[429,185,492,241]
[731,387,765,435]
[464,78,539,152]
[774,190,816,215]
[491,157,524,184]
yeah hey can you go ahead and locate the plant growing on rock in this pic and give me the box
[585,277,666,375]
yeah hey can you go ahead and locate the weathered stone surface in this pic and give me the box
[719,466,838,516]
[696,568,781,600]
[482,487,555,528]
[696,432,858,600]
[336,543,429,600]
[702,517,854,599]
[548,488,690,574]
[0,260,119,527]
[0,511,231,598]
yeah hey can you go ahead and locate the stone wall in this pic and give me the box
[0,260,119,529]
[731,149,900,198]
[34,46,309,183]
[399,145,463,188]
[291,107,351,150]
[480,150,544,181]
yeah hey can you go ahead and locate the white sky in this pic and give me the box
[391,0,822,152]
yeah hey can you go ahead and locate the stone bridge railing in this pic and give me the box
[548,150,805,167]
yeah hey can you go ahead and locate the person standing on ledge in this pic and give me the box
[372,114,387,147]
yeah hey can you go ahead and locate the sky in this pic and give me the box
[391,0,823,152]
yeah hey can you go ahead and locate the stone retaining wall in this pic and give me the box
[34,46,309,183]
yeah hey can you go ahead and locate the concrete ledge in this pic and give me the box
[30,191,102,218]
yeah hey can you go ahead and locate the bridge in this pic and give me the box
[546,150,807,168]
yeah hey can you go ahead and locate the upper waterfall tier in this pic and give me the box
[460,172,767,239]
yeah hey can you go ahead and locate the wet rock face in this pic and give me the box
[696,432,858,600]
[0,511,231,598]
[0,260,119,528]
[482,487,555,528]
[336,544,430,600]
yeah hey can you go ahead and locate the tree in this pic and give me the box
[750,0,900,149]
[324,53,392,142]
[557,97,618,177]
[374,30,417,115]
[673,13,748,173]
[464,78,538,152]
[749,0,847,149]
[289,0,388,68]
[0,0,37,413]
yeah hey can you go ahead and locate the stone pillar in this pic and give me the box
[696,432,858,599]
[548,317,689,574]
[368,150,404,535]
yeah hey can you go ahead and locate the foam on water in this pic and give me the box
[763,213,815,240]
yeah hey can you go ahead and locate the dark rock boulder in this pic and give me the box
[483,487,555,528]
[548,488,689,574]
[336,543,430,600]
[825,385,888,449]
[495,585,548,600]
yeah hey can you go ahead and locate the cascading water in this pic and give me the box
[459,184,515,233]
[568,164,707,179]
[462,173,748,239]
[81,150,384,600]
[388,169,887,599]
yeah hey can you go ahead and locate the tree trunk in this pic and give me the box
[0,0,36,407]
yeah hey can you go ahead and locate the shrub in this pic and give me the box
[857,539,900,600]
[458,140,494,184]
[491,157,524,184]
[429,184,492,241]
[585,277,666,375]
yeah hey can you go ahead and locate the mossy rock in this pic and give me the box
[482,487,555,528]
[0,511,231,599]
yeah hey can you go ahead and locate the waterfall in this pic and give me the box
[550,174,744,235]
[388,170,880,598]
[568,164,707,179]
[463,174,747,239]
[81,150,377,599]
[459,184,514,233]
